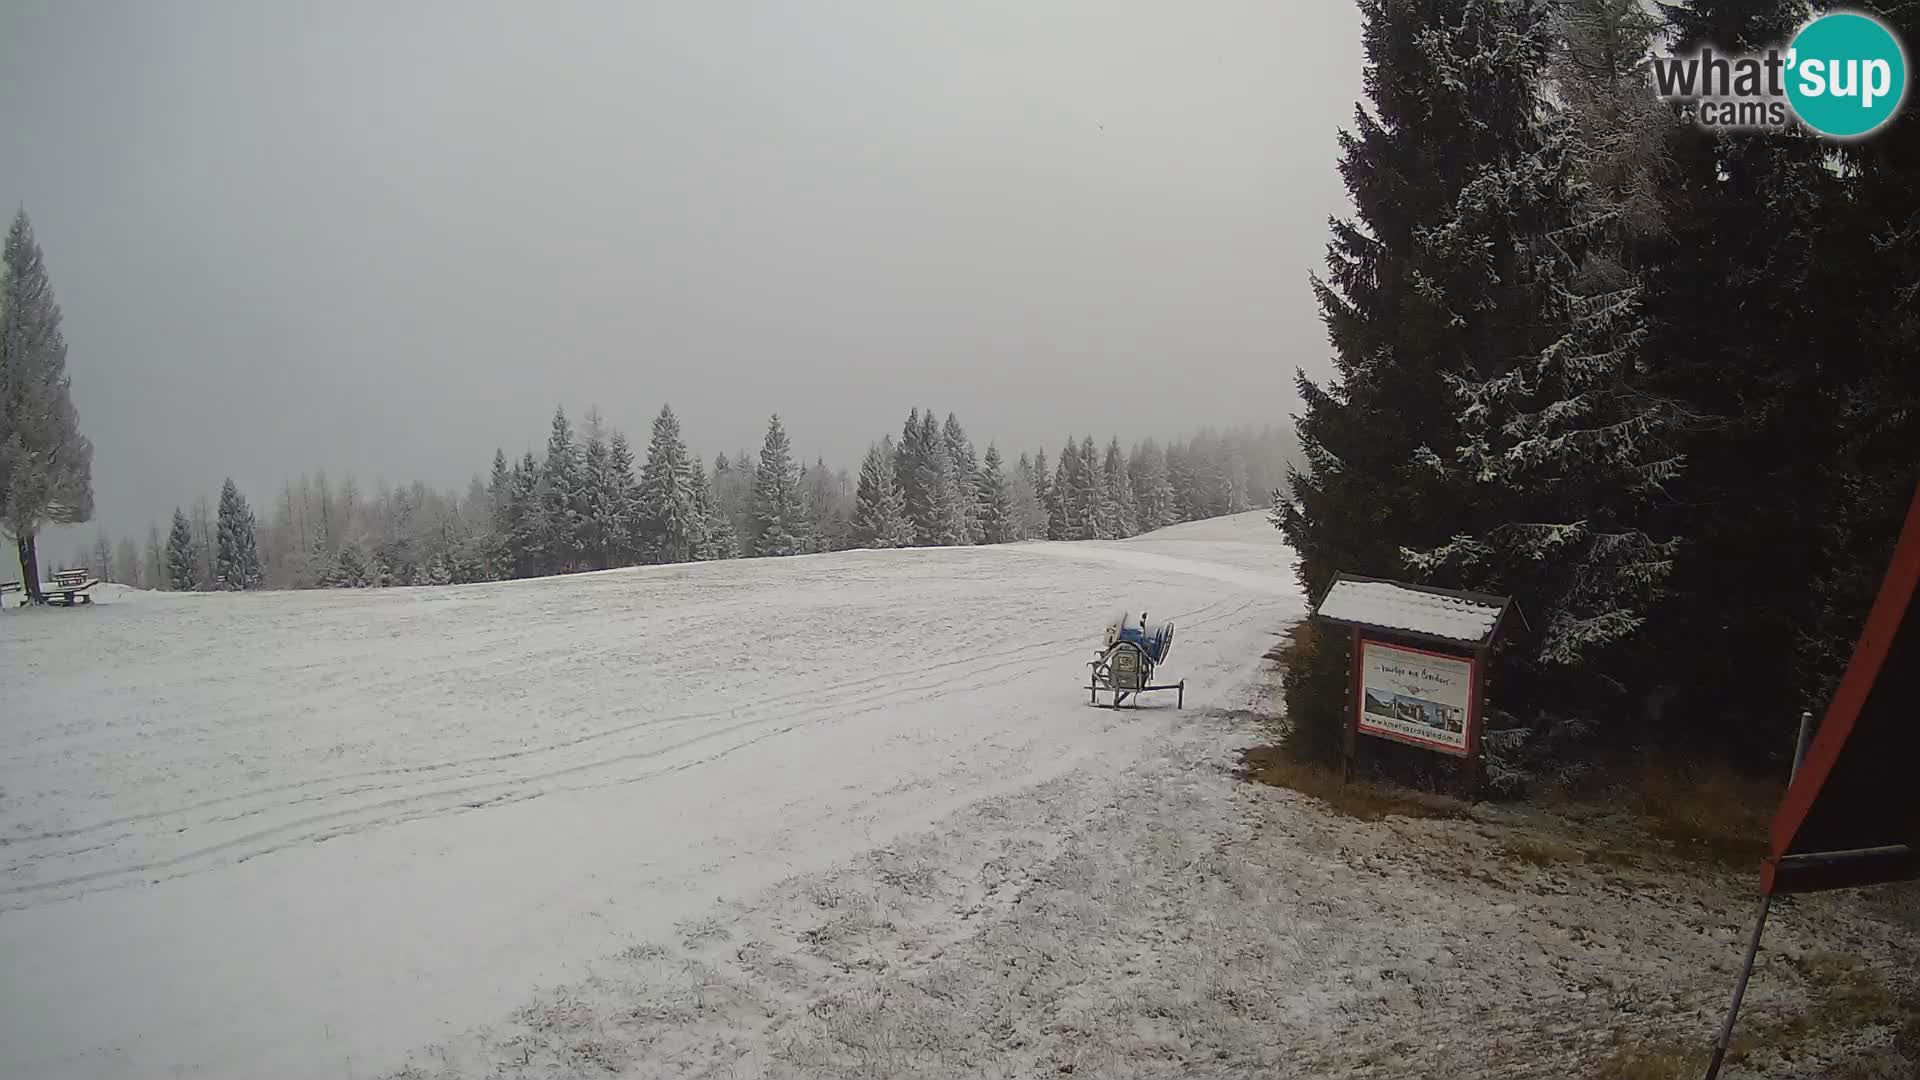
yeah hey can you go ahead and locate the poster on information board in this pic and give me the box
[1355,639,1476,756]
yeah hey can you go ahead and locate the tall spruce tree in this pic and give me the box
[215,478,264,590]
[896,408,960,545]
[1078,435,1110,539]
[1406,0,1683,689]
[978,444,1015,543]
[1051,439,1087,540]
[1633,0,1849,750]
[1224,451,1250,515]
[689,456,734,560]
[1030,447,1054,537]
[165,509,197,591]
[487,449,513,576]
[541,407,586,572]
[1276,0,1579,765]
[577,411,615,570]
[1103,438,1138,537]
[752,414,806,556]
[0,211,94,601]
[1797,0,1920,721]
[1009,453,1045,541]
[943,413,983,543]
[893,409,930,543]
[1131,439,1175,530]
[606,430,643,565]
[638,404,699,564]
[851,440,912,548]
[800,456,847,553]
[921,409,965,545]
[506,451,547,578]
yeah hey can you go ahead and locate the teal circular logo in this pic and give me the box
[1786,12,1908,138]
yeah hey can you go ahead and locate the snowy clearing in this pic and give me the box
[0,513,1301,1080]
[6,513,1912,1079]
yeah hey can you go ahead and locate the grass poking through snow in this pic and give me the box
[1234,744,1470,821]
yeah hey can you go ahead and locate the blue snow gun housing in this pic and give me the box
[1087,610,1184,709]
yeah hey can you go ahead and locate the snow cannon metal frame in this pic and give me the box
[1087,611,1184,709]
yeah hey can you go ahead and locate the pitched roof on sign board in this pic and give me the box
[1313,575,1508,644]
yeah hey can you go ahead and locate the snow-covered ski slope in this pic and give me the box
[0,512,1301,1080]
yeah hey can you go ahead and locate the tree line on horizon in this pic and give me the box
[71,409,1296,593]
[1277,0,1918,788]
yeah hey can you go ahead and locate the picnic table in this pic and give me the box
[43,568,98,606]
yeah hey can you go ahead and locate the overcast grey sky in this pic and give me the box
[1,0,1361,547]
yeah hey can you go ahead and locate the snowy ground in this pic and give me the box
[0,513,1302,1080]
[6,515,1912,1079]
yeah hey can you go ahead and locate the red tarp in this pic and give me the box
[1763,480,1920,895]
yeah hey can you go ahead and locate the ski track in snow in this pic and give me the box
[0,513,1303,1080]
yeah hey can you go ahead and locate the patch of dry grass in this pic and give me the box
[1625,758,1779,867]
[1501,833,1588,867]
[1234,744,1470,822]
[1586,1034,1701,1080]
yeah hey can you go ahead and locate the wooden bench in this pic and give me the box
[0,580,20,608]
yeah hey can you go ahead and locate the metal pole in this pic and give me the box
[1792,710,1814,779]
[1703,894,1772,1080]
[1703,711,1815,1080]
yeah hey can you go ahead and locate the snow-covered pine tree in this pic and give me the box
[800,456,849,553]
[977,444,1015,543]
[1049,439,1079,540]
[540,407,587,572]
[1029,447,1053,536]
[505,451,547,578]
[1275,0,1594,769]
[578,411,613,569]
[1404,0,1681,676]
[714,449,756,551]
[851,440,912,548]
[690,456,736,560]
[752,414,806,556]
[893,408,929,542]
[1008,453,1045,540]
[1103,438,1138,537]
[895,408,958,546]
[165,509,196,591]
[1164,442,1197,522]
[943,413,983,544]
[922,411,967,545]
[486,449,513,576]
[1225,450,1250,514]
[1131,439,1175,531]
[324,541,373,588]
[638,404,699,564]
[215,477,264,589]
[0,211,94,601]
[1078,436,1110,539]
[606,430,643,565]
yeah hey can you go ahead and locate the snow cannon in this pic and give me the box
[1088,611,1184,709]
